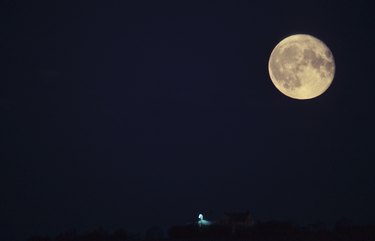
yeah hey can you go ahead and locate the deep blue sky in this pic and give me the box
[1,0,375,240]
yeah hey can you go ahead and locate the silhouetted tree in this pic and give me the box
[110,228,128,241]
[55,229,78,241]
[81,227,109,241]
[145,226,163,241]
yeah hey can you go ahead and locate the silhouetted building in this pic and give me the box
[218,211,254,233]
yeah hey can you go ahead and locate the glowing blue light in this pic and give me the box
[198,213,211,227]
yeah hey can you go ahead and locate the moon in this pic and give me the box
[268,34,335,99]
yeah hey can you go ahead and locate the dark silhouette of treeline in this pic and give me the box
[27,228,134,241]
[169,221,375,241]
[27,221,375,241]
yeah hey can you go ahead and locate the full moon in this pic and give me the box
[268,34,335,99]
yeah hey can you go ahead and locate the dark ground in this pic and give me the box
[27,221,375,241]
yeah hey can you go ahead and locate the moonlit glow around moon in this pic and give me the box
[268,34,335,99]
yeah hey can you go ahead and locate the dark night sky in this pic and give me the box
[1,0,375,240]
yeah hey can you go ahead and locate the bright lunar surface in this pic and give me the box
[268,34,335,99]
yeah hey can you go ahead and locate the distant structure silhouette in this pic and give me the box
[217,211,255,233]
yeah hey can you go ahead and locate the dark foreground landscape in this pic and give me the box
[27,221,375,241]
